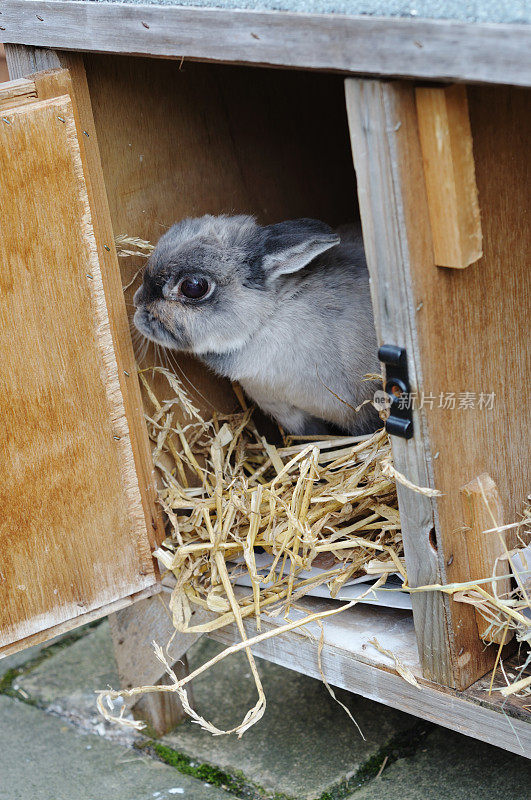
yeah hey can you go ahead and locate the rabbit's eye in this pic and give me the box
[177,276,211,300]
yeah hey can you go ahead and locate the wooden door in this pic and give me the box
[0,70,163,656]
[346,79,530,690]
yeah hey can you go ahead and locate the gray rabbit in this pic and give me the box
[134,215,380,435]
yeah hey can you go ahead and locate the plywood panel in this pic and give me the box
[409,85,529,682]
[0,95,156,648]
[412,85,529,532]
[460,474,512,644]
[31,61,166,551]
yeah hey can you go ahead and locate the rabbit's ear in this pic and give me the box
[261,219,339,280]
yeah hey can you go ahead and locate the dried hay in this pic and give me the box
[96,236,530,734]
[145,369,405,630]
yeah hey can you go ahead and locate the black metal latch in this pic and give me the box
[377,345,413,439]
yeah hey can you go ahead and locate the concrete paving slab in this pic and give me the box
[17,623,118,705]
[16,622,134,745]
[0,632,68,674]
[0,696,238,800]
[350,726,531,800]
[15,622,418,798]
[162,638,417,799]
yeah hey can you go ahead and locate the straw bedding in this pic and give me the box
[96,237,531,733]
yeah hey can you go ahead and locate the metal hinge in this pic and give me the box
[378,345,413,439]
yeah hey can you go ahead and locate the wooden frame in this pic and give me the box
[2,39,529,753]
[0,0,530,87]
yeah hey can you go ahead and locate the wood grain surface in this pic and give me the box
[460,474,512,644]
[0,45,8,82]
[416,84,482,268]
[345,79,451,686]
[34,61,167,552]
[1,1,530,86]
[0,94,156,648]
[0,76,36,109]
[412,84,530,673]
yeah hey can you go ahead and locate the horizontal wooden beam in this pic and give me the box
[211,598,531,758]
[1,1,530,86]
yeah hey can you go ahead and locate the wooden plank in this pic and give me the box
[0,44,8,81]
[211,597,531,758]
[466,653,531,722]
[0,585,159,659]
[460,474,512,644]
[415,84,482,268]
[0,1,530,87]
[0,76,37,109]
[409,84,529,682]
[108,595,201,692]
[0,95,157,649]
[345,79,451,686]
[430,84,530,528]
[35,61,166,551]
[4,49,172,731]
[3,41,60,74]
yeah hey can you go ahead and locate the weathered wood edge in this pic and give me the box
[0,584,161,659]
[4,45,180,733]
[3,39,61,72]
[211,613,531,759]
[1,1,530,87]
[345,79,452,686]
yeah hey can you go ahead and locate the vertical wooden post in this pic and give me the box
[108,594,202,736]
[345,78,452,686]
